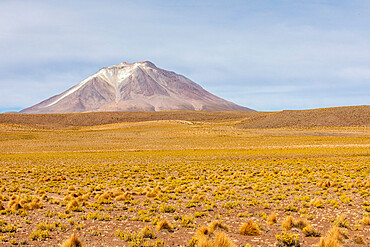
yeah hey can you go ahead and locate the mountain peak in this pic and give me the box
[21,61,253,113]
[104,61,156,70]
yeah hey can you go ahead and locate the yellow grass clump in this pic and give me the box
[193,227,236,247]
[310,198,325,208]
[213,232,237,247]
[318,227,349,247]
[302,225,321,237]
[282,216,294,230]
[8,195,43,211]
[267,212,277,225]
[60,233,85,247]
[156,219,174,232]
[282,216,308,230]
[362,214,370,225]
[239,220,260,236]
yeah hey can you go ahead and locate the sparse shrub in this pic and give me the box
[285,203,299,212]
[294,218,309,230]
[310,198,325,208]
[115,229,144,246]
[302,225,321,237]
[334,215,349,228]
[187,236,198,247]
[74,223,84,230]
[0,234,7,242]
[19,239,28,245]
[141,226,156,239]
[180,215,195,228]
[29,229,51,241]
[88,231,101,236]
[44,210,56,218]
[194,211,208,218]
[0,224,17,233]
[276,231,300,247]
[9,239,17,245]
[159,203,176,213]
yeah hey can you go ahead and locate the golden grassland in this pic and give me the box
[0,115,369,246]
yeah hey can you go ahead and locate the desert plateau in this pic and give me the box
[0,107,368,246]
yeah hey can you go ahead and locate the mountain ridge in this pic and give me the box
[21,61,252,113]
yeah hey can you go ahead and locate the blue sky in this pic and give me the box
[1,0,369,112]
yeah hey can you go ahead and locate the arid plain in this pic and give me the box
[0,107,369,246]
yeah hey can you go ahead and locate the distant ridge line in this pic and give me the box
[1,106,369,129]
[238,105,370,128]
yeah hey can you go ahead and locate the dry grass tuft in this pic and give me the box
[67,199,80,211]
[267,212,277,225]
[327,227,348,243]
[140,226,156,239]
[194,230,236,247]
[239,220,260,236]
[282,216,308,230]
[7,195,43,211]
[282,216,294,230]
[156,219,174,232]
[310,198,325,208]
[213,231,237,247]
[352,234,365,245]
[333,215,349,228]
[317,237,342,247]
[208,221,229,233]
[196,226,210,239]
[196,235,213,247]
[294,218,309,230]
[115,192,132,201]
[60,233,85,247]
[361,214,369,225]
[318,227,349,247]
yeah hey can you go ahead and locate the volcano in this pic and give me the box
[21,61,253,113]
